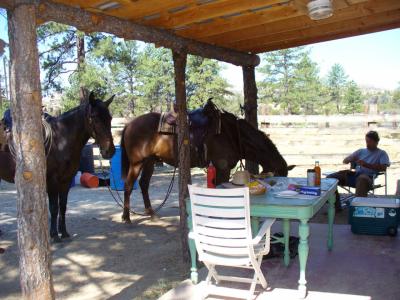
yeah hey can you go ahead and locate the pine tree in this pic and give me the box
[327,63,348,113]
[258,47,306,114]
[293,52,323,114]
[343,80,363,114]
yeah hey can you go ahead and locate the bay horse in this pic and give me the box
[0,92,115,242]
[120,100,293,223]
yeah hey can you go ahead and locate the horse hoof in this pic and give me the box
[61,232,70,239]
[144,208,155,216]
[122,214,131,223]
[52,236,62,243]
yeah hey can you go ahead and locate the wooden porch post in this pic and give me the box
[242,65,259,174]
[173,50,191,262]
[7,2,55,299]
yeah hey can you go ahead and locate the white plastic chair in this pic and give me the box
[188,185,275,300]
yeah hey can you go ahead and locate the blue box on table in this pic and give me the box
[349,197,400,236]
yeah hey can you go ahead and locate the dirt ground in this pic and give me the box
[0,163,391,300]
[0,166,205,300]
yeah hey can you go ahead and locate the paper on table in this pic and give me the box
[274,190,318,200]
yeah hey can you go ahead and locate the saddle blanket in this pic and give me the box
[158,112,176,135]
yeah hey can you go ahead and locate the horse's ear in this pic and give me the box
[104,95,115,107]
[88,91,96,106]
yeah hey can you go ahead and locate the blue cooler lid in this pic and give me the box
[351,197,400,208]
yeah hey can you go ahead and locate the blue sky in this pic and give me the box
[0,13,399,91]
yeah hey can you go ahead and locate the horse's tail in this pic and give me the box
[120,126,129,180]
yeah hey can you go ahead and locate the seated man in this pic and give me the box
[328,131,390,208]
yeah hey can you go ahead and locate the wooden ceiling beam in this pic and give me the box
[0,0,260,66]
[176,0,354,39]
[54,0,196,21]
[203,0,399,45]
[110,0,198,21]
[247,14,400,53]
[176,2,301,39]
[251,21,400,53]
[215,0,400,48]
[144,0,285,29]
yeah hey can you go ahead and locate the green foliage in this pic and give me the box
[343,80,363,114]
[36,23,397,117]
[135,45,174,114]
[258,47,306,114]
[293,53,324,114]
[51,33,231,116]
[186,55,231,110]
[327,63,348,113]
[37,22,77,93]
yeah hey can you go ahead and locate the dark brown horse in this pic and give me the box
[120,100,293,223]
[0,92,115,242]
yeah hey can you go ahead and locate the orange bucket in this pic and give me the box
[80,172,99,188]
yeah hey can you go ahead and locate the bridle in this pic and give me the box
[86,104,98,143]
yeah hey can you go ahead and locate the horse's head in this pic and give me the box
[86,92,116,159]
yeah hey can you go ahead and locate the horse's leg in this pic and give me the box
[122,163,142,224]
[48,187,61,243]
[215,168,231,186]
[58,183,71,239]
[140,159,155,216]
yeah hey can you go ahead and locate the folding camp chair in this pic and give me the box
[340,162,388,197]
[188,185,275,300]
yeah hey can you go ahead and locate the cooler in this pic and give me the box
[110,145,137,191]
[349,197,400,236]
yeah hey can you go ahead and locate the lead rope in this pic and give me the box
[236,118,245,170]
[100,131,184,217]
[101,160,176,217]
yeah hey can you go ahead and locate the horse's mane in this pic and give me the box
[220,109,282,157]
[54,103,86,121]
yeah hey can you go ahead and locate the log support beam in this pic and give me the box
[173,50,191,262]
[0,0,260,67]
[242,65,259,175]
[7,1,54,299]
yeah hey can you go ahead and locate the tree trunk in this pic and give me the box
[173,50,191,263]
[77,34,85,69]
[0,74,3,108]
[77,34,86,104]
[7,2,55,299]
[242,65,259,175]
[3,57,9,101]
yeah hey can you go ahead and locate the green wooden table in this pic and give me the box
[187,177,338,298]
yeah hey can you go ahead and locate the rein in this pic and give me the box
[235,118,245,170]
[8,118,53,159]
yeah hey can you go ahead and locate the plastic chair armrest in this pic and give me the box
[188,231,196,240]
[252,218,275,245]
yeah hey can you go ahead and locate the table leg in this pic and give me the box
[189,236,198,284]
[187,211,198,284]
[327,194,335,251]
[298,218,310,298]
[283,218,290,267]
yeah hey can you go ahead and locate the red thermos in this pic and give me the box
[207,162,216,188]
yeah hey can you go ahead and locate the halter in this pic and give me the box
[86,104,98,143]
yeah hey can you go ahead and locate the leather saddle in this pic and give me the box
[158,108,209,167]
